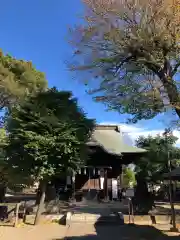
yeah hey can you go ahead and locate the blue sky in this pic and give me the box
[0,0,176,140]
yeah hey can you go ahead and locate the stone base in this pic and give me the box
[170,227,179,233]
[66,211,124,226]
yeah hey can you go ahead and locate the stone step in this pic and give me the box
[66,212,124,225]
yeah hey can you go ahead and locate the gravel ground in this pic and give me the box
[64,223,180,240]
[0,223,179,240]
[0,224,67,240]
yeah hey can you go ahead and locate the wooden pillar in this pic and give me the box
[72,171,76,200]
[14,203,20,227]
[120,165,123,189]
[88,168,91,192]
[104,168,108,200]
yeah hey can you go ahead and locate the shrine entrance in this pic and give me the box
[74,166,116,202]
[71,125,146,202]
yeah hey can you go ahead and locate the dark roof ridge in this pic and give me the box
[95,124,120,132]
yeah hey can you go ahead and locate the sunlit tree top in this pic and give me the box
[70,0,180,123]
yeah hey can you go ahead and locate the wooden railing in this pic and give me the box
[0,202,21,227]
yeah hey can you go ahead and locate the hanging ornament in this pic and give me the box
[93,168,95,176]
[72,175,75,183]
[84,168,86,175]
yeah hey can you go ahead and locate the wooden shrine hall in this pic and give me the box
[68,125,146,201]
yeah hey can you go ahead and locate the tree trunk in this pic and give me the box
[35,187,41,205]
[162,76,180,118]
[45,185,56,202]
[133,173,153,214]
[0,182,7,203]
[34,180,46,225]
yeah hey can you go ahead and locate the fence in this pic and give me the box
[0,202,21,227]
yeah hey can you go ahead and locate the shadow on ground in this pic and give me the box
[53,222,180,240]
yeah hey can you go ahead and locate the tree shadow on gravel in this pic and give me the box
[53,222,180,240]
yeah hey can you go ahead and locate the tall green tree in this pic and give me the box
[0,50,48,197]
[135,131,180,182]
[0,128,8,202]
[0,50,47,109]
[70,0,180,123]
[6,88,95,224]
[133,130,180,214]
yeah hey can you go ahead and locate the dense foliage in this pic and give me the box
[0,128,8,202]
[70,0,180,123]
[132,130,180,214]
[0,50,47,109]
[6,88,95,183]
[135,131,180,182]
[123,167,136,188]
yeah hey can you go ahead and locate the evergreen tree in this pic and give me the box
[135,131,180,182]
[6,88,95,224]
[0,49,47,109]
